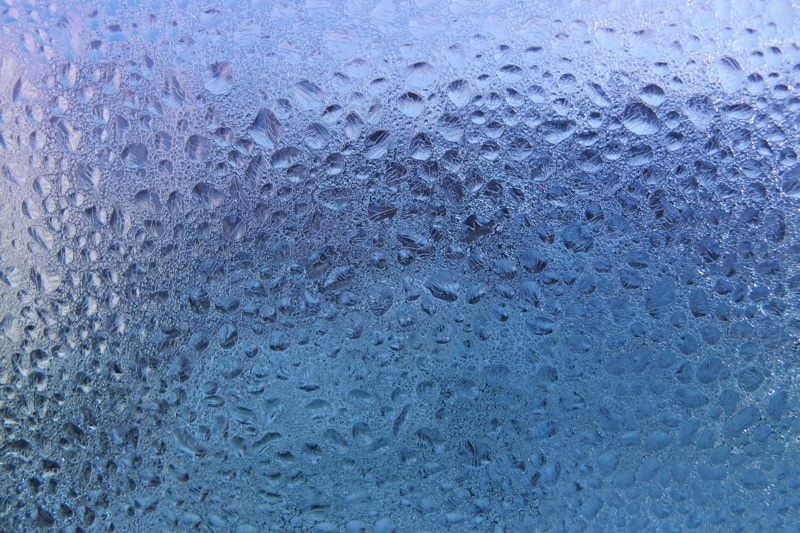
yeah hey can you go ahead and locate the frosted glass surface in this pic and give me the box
[1,1,799,531]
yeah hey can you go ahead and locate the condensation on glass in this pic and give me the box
[0,0,799,531]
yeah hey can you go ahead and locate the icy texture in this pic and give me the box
[1,1,800,532]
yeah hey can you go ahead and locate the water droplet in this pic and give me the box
[408,133,432,160]
[364,130,391,159]
[397,92,424,117]
[270,146,301,168]
[498,64,523,82]
[446,79,471,107]
[12,77,37,103]
[204,61,233,95]
[248,108,283,149]
[717,56,744,93]
[368,282,394,316]
[539,119,576,144]
[192,182,225,209]
[303,123,330,149]
[162,74,186,108]
[684,95,715,130]
[120,143,148,168]
[641,83,666,106]
[50,117,81,151]
[184,135,211,163]
[424,272,459,302]
[780,166,800,198]
[585,82,611,107]
[133,189,162,213]
[438,114,463,142]
[621,103,660,135]
[294,79,326,111]
[406,61,436,88]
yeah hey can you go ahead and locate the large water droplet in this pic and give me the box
[120,143,148,168]
[204,62,233,95]
[621,103,660,135]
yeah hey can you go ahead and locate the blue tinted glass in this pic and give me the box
[1,1,799,532]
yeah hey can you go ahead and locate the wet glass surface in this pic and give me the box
[0,1,799,531]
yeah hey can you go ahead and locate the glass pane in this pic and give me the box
[0,1,799,531]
